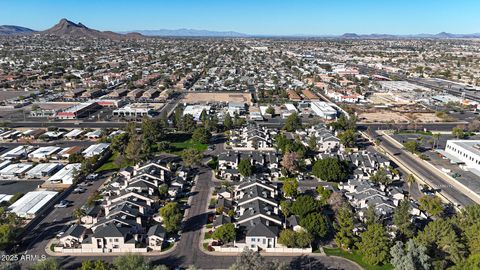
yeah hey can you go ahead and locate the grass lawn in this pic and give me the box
[203,242,210,251]
[204,230,213,239]
[96,152,132,173]
[163,133,208,154]
[323,248,393,270]
[396,131,433,136]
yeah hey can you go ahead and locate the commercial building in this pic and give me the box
[183,105,211,121]
[113,104,157,118]
[56,102,100,119]
[445,140,480,176]
[378,81,430,92]
[310,101,337,120]
[8,190,58,218]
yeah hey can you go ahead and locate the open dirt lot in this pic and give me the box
[359,111,444,123]
[182,92,252,104]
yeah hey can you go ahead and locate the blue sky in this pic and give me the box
[1,0,479,35]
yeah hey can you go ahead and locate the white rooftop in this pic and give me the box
[9,190,58,218]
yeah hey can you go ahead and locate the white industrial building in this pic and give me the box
[82,143,110,158]
[28,146,61,160]
[113,104,156,118]
[183,105,211,121]
[26,163,63,179]
[48,163,81,185]
[378,81,430,92]
[1,145,35,160]
[310,101,337,120]
[8,190,58,218]
[445,140,480,176]
[0,163,33,179]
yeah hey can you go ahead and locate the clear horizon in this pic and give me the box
[1,0,480,35]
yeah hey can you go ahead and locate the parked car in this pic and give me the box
[54,200,70,208]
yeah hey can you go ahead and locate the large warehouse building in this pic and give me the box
[445,140,480,176]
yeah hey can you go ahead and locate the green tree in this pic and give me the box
[415,219,464,266]
[356,223,391,265]
[238,159,253,177]
[334,204,356,250]
[181,114,196,132]
[312,157,349,182]
[300,212,329,239]
[181,149,202,168]
[452,127,465,139]
[406,174,416,196]
[364,204,380,226]
[158,184,169,199]
[393,199,414,239]
[295,230,313,248]
[80,260,109,270]
[223,113,233,130]
[29,258,60,270]
[338,129,357,148]
[390,239,430,270]
[316,186,333,205]
[419,195,444,217]
[212,223,236,244]
[72,208,86,224]
[290,195,319,218]
[283,113,302,132]
[159,202,183,233]
[266,106,275,115]
[370,167,392,185]
[403,141,420,154]
[308,135,317,150]
[112,254,150,270]
[282,178,298,198]
[125,135,142,164]
[192,127,212,144]
[278,229,296,247]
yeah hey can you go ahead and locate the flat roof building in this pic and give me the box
[28,146,61,160]
[311,101,337,120]
[26,163,63,179]
[1,145,35,160]
[82,143,110,158]
[0,163,33,179]
[445,140,480,176]
[8,190,58,218]
[56,102,100,119]
[48,163,81,185]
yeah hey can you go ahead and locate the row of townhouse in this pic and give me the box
[339,178,427,227]
[212,179,307,252]
[56,156,189,253]
[217,151,281,181]
[228,125,278,152]
[297,124,341,153]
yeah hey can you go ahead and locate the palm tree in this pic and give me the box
[406,174,416,197]
[432,133,441,149]
[72,208,86,224]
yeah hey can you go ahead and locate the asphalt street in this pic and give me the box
[378,135,475,206]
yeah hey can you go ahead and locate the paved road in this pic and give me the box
[16,172,113,267]
[378,135,475,206]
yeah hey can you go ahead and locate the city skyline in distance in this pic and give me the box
[1,0,479,36]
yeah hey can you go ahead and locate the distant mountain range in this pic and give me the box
[0,25,35,35]
[0,19,479,39]
[122,28,248,37]
[338,32,480,39]
[40,19,143,40]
